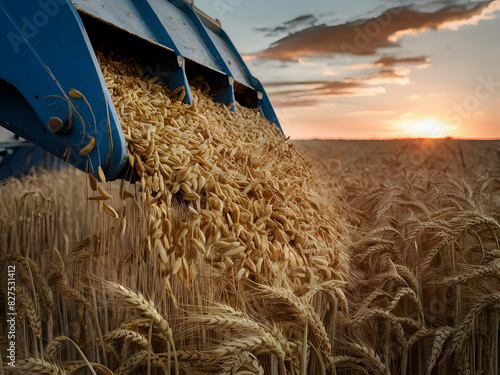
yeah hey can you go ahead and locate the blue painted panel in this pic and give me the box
[73,0,160,45]
[147,0,220,70]
[0,0,128,180]
[202,26,251,88]
[201,19,282,131]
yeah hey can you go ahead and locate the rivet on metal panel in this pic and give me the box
[48,107,73,135]
[48,117,64,133]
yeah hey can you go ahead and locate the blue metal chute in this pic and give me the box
[0,0,127,180]
[0,0,282,180]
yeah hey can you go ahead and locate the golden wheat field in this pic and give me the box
[0,53,499,375]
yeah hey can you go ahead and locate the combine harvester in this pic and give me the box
[0,0,282,180]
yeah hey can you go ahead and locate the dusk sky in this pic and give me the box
[196,0,500,139]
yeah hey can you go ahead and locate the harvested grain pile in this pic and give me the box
[98,51,349,286]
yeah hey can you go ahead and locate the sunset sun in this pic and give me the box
[396,118,456,138]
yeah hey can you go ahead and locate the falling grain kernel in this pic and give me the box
[197,174,206,190]
[98,166,106,183]
[255,258,264,273]
[134,154,145,173]
[274,228,289,245]
[171,183,180,194]
[171,85,184,97]
[225,246,246,257]
[79,137,96,156]
[191,238,205,254]
[245,258,257,273]
[128,153,135,167]
[176,228,189,245]
[157,243,168,264]
[97,185,113,200]
[235,267,246,281]
[147,76,160,84]
[120,215,127,236]
[172,257,182,275]
[102,203,118,218]
[148,191,163,205]
[88,173,98,191]
[230,204,240,224]
[68,88,83,99]
[88,196,110,201]
[178,88,186,102]
[120,189,134,200]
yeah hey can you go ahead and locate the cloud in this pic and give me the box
[264,65,414,107]
[264,75,392,107]
[351,67,411,85]
[343,56,430,70]
[265,80,366,97]
[270,98,324,107]
[254,11,341,38]
[255,15,318,37]
[389,1,500,39]
[373,56,429,67]
[255,1,496,60]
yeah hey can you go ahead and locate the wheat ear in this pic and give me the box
[103,329,149,349]
[443,294,500,359]
[4,358,65,375]
[101,280,178,374]
[425,326,454,375]
[16,285,42,339]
